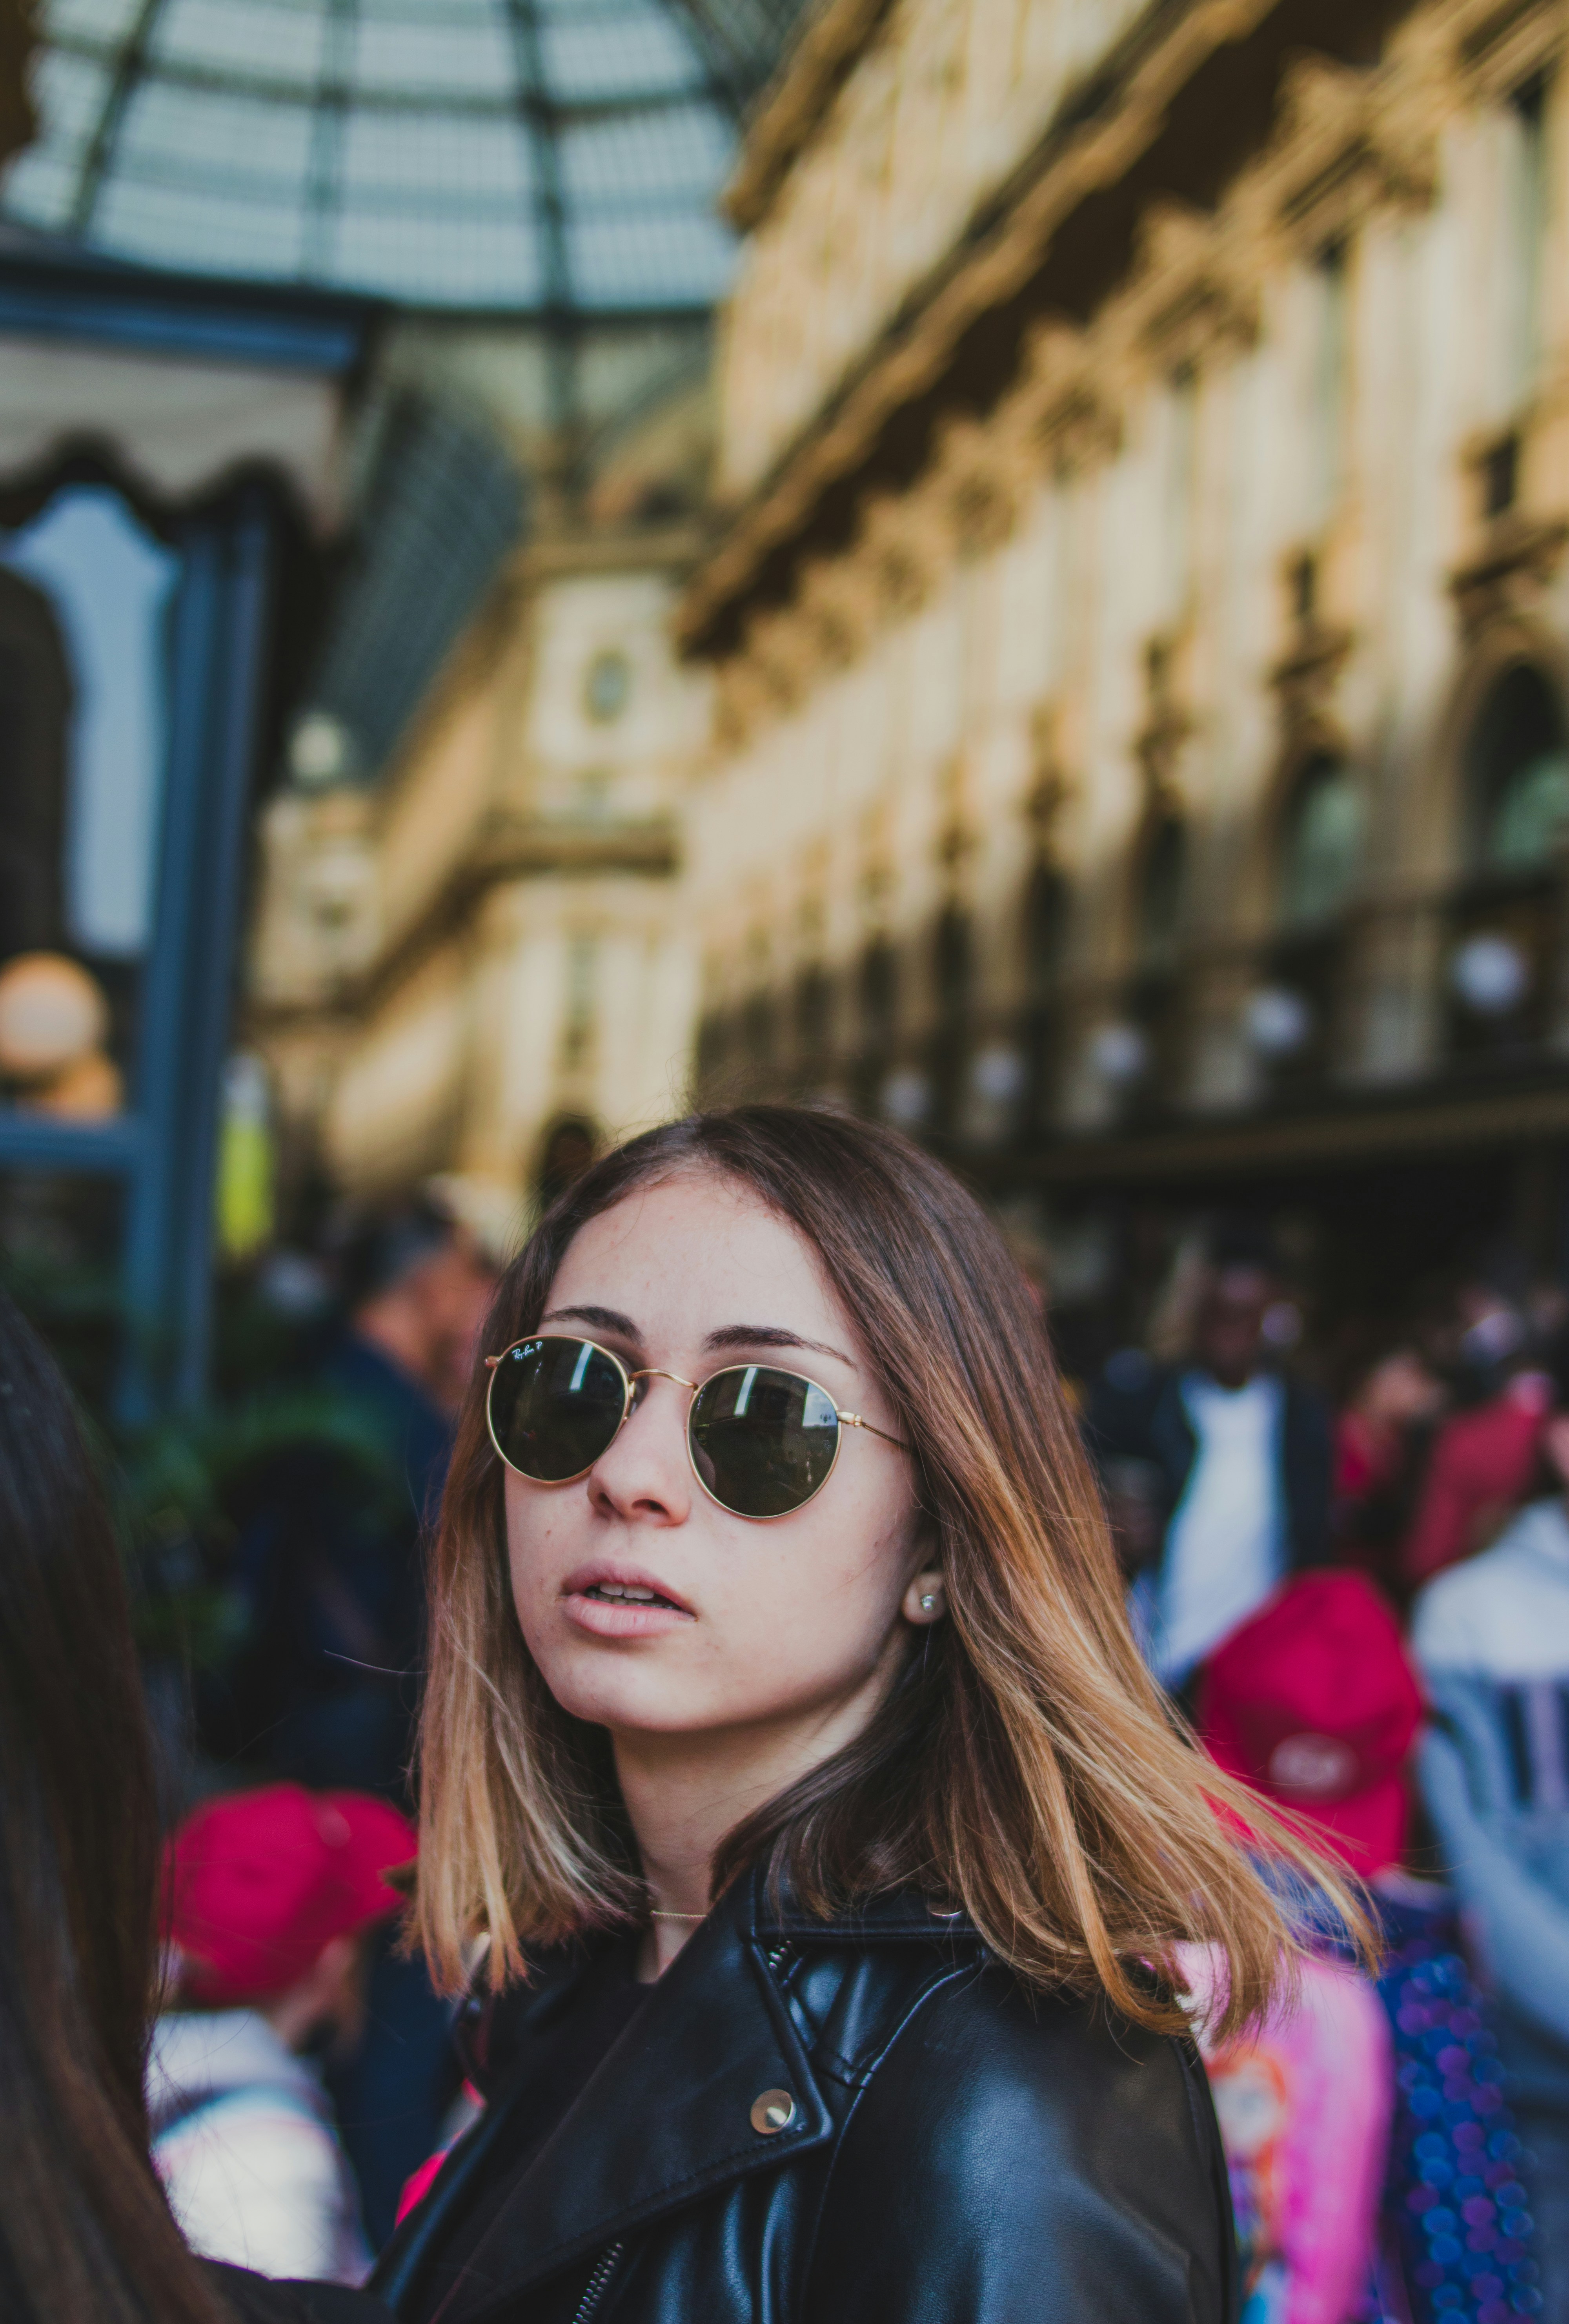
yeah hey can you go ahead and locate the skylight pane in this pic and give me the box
[351,6,514,101]
[118,79,313,191]
[0,148,81,228]
[151,0,324,88]
[27,42,110,144]
[96,177,308,279]
[331,203,542,304]
[339,108,530,202]
[568,206,732,307]
[42,0,146,45]
[559,102,728,204]
[541,9,699,103]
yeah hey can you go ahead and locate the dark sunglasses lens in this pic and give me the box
[488,1337,626,1480]
[690,1366,840,1517]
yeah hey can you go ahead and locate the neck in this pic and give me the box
[612,1668,892,1979]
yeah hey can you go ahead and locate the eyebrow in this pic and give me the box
[538,1307,855,1373]
[540,1303,644,1342]
[703,1323,857,1371]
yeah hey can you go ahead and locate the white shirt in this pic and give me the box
[149,2010,371,2286]
[1411,1496,1569,1679]
[1154,1371,1285,1686]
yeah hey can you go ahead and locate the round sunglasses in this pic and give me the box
[484,1333,905,1521]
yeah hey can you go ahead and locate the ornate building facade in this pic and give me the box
[682,0,1569,1312]
[250,504,709,1224]
[245,0,1569,1315]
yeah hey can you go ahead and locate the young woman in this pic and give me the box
[380,1106,1358,2324]
[0,1287,387,2324]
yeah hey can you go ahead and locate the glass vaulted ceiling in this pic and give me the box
[1,0,805,311]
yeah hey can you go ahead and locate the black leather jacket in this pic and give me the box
[374,1870,1237,2324]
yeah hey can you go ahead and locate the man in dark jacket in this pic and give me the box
[1087,1230,1332,1698]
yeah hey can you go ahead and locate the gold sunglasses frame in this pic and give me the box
[483,1332,904,1522]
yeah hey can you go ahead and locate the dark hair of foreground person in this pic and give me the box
[377,1106,1369,2324]
[0,1288,386,2324]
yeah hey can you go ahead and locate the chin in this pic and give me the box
[528,1636,717,1736]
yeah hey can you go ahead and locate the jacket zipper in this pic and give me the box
[568,1948,790,2322]
[572,2238,624,2322]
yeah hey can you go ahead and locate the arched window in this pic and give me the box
[934,906,971,1021]
[1278,754,1363,928]
[795,964,831,1052]
[1469,664,1569,874]
[859,938,897,1048]
[1023,862,1067,997]
[1136,814,1185,972]
[741,991,777,1068]
[1467,663,1569,871]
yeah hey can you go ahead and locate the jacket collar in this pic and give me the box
[393,1874,976,2324]
[426,1869,830,2324]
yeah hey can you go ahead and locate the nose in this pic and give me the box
[586,1371,693,1527]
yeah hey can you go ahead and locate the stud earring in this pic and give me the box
[919,1593,937,1611]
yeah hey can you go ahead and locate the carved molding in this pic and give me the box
[696,0,1520,746]
[1449,514,1569,630]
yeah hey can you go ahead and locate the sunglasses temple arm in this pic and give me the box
[839,1412,910,1452]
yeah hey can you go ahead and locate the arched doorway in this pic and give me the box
[929,902,972,1135]
[1446,662,1569,1057]
[1252,751,1365,1090]
[1123,809,1187,1110]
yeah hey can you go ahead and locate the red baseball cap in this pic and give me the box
[1198,1571,1423,1878]
[162,1783,416,2007]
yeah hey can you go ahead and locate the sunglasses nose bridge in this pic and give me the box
[627,1366,701,1395]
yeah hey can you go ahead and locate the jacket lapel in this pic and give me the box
[435,1877,834,2324]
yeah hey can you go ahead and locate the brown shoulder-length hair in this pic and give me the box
[417,1105,1365,2038]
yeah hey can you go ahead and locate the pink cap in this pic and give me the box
[162,1783,415,2006]
[1198,1571,1423,1878]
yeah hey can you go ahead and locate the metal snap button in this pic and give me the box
[750,2088,796,2135]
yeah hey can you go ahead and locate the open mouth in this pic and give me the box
[582,1582,684,1611]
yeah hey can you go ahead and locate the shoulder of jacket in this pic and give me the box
[822,1977,1214,2217]
[868,1960,1185,2098]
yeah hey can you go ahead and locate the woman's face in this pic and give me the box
[504,1171,937,1746]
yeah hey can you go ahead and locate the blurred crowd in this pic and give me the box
[1087,1226,1569,2324]
[4,1175,1567,2324]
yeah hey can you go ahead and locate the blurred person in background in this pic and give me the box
[1333,1345,1447,1602]
[0,1284,389,2324]
[231,1196,495,1803]
[1412,1404,1569,2324]
[1087,1223,1334,1700]
[1197,1571,1538,2324]
[153,1785,417,2286]
[1402,1270,1554,1591]
[221,1199,494,2249]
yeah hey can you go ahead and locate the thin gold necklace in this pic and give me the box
[649,1907,706,1922]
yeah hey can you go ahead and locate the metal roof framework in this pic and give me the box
[2,0,805,314]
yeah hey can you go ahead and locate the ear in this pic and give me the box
[902,1568,946,1625]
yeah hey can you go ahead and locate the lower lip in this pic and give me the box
[562,1591,694,1639]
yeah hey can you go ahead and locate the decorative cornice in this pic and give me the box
[680,0,1286,658]
[1449,514,1569,629]
[692,0,1482,746]
[724,0,897,233]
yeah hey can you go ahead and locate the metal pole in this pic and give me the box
[118,516,222,1424]
[172,488,273,1411]
[118,485,273,1420]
